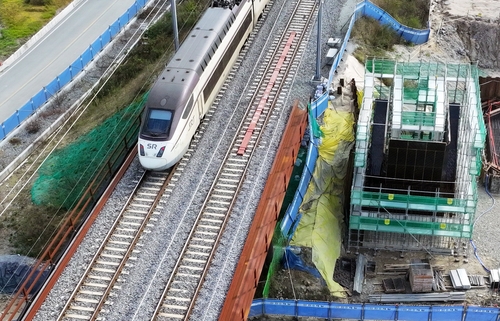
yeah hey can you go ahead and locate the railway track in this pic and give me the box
[52,4,272,321]
[38,0,317,319]
[152,0,317,319]
[56,169,175,320]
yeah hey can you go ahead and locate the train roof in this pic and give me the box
[147,68,199,111]
[167,7,235,75]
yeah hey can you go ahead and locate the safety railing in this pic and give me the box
[0,113,141,321]
[0,0,151,141]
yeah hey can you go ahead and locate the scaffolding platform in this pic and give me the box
[349,59,485,253]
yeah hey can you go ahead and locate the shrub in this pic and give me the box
[24,0,51,5]
[26,120,41,134]
[9,137,22,145]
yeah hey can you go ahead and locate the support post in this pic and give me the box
[171,0,179,51]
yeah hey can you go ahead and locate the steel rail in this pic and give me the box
[151,0,317,319]
[56,166,176,320]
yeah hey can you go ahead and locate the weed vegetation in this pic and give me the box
[351,0,429,63]
[0,0,72,59]
[5,0,210,256]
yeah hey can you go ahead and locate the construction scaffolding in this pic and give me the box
[349,59,486,254]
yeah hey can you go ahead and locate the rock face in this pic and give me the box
[455,19,500,69]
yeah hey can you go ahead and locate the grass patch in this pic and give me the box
[351,0,429,63]
[0,0,72,58]
[372,0,429,29]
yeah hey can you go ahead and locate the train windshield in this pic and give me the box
[143,109,173,137]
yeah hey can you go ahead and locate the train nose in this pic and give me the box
[139,157,170,171]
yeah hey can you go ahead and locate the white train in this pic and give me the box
[138,0,269,170]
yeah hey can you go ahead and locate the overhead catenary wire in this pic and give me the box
[0,0,206,295]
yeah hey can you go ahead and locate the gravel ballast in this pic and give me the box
[10,0,500,320]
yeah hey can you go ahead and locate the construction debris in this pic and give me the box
[468,274,485,286]
[369,292,466,303]
[433,270,447,291]
[409,259,433,293]
[382,277,406,293]
[490,269,500,289]
[353,254,366,294]
[450,269,471,290]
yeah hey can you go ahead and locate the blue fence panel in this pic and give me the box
[18,103,34,124]
[397,306,431,321]
[119,12,130,29]
[128,6,137,17]
[431,306,465,321]
[80,48,93,65]
[91,38,103,56]
[100,32,111,47]
[296,301,336,317]
[363,304,398,320]
[249,300,263,316]
[32,90,46,109]
[328,303,363,319]
[464,306,500,321]
[45,78,60,98]
[260,299,296,315]
[18,102,36,121]
[2,116,20,138]
[309,93,328,119]
[58,69,72,87]
[109,21,121,38]
[280,193,303,235]
[70,58,84,75]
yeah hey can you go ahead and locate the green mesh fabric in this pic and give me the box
[31,94,148,209]
[308,103,324,138]
[261,147,307,298]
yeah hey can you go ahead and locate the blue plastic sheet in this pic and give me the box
[282,247,322,279]
[250,299,500,320]
[0,255,49,295]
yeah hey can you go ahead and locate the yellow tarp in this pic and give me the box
[291,106,354,297]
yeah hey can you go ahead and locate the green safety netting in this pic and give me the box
[31,95,147,209]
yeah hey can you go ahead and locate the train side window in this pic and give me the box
[182,96,194,119]
[144,109,173,137]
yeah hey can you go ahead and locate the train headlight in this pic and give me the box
[139,144,145,156]
[156,146,165,158]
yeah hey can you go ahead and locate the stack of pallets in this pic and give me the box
[409,259,434,293]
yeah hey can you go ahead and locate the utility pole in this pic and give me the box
[313,0,323,82]
[171,0,179,51]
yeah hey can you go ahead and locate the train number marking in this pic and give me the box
[146,143,157,149]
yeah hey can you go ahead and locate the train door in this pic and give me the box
[197,93,204,119]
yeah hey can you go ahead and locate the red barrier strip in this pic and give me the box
[220,101,307,320]
[237,32,297,155]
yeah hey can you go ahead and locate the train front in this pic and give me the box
[138,108,181,171]
[138,72,194,171]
